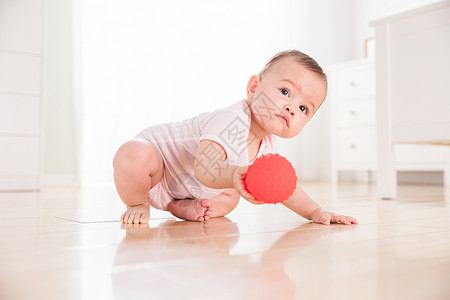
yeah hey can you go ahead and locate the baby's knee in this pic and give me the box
[113,140,155,170]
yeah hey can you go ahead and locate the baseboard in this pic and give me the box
[42,173,79,188]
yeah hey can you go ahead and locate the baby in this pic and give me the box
[113,49,358,225]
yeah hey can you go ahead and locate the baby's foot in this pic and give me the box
[168,199,214,221]
[121,203,150,224]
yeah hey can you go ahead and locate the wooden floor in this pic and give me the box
[1,182,450,300]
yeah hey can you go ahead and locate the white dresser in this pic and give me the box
[371,0,450,198]
[328,59,450,185]
[0,0,45,191]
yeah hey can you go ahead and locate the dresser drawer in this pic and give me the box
[0,94,40,135]
[395,144,450,170]
[335,127,376,164]
[336,100,375,128]
[0,52,41,94]
[335,66,375,100]
[0,136,40,176]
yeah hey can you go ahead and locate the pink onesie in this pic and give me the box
[135,99,278,210]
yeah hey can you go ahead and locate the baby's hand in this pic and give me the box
[232,166,265,205]
[309,208,358,225]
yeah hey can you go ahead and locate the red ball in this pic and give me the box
[243,153,297,204]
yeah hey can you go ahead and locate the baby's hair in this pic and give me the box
[258,49,327,85]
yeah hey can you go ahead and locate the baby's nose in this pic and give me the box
[285,105,295,116]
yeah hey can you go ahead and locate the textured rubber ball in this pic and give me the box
[243,153,297,204]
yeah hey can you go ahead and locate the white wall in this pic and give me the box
[44,0,78,182]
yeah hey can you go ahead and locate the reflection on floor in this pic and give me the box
[0,182,449,300]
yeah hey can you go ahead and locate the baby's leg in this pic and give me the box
[113,138,164,223]
[209,189,240,218]
[168,189,240,221]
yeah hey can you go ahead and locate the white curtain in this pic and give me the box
[78,0,312,185]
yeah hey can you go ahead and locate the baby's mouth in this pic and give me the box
[276,114,289,127]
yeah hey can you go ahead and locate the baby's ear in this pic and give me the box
[246,75,260,98]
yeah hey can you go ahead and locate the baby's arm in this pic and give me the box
[194,140,258,202]
[283,184,358,225]
[195,140,358,224]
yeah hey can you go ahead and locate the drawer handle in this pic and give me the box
[350,110,356,116]
[350,144,356,149]
[349,81,356,87]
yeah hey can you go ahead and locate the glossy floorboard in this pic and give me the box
[1,183,449,300]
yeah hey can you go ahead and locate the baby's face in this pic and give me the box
[247,57,327,139]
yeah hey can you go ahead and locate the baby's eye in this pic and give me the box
[299,105,308,114]
[280,88,290,97]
